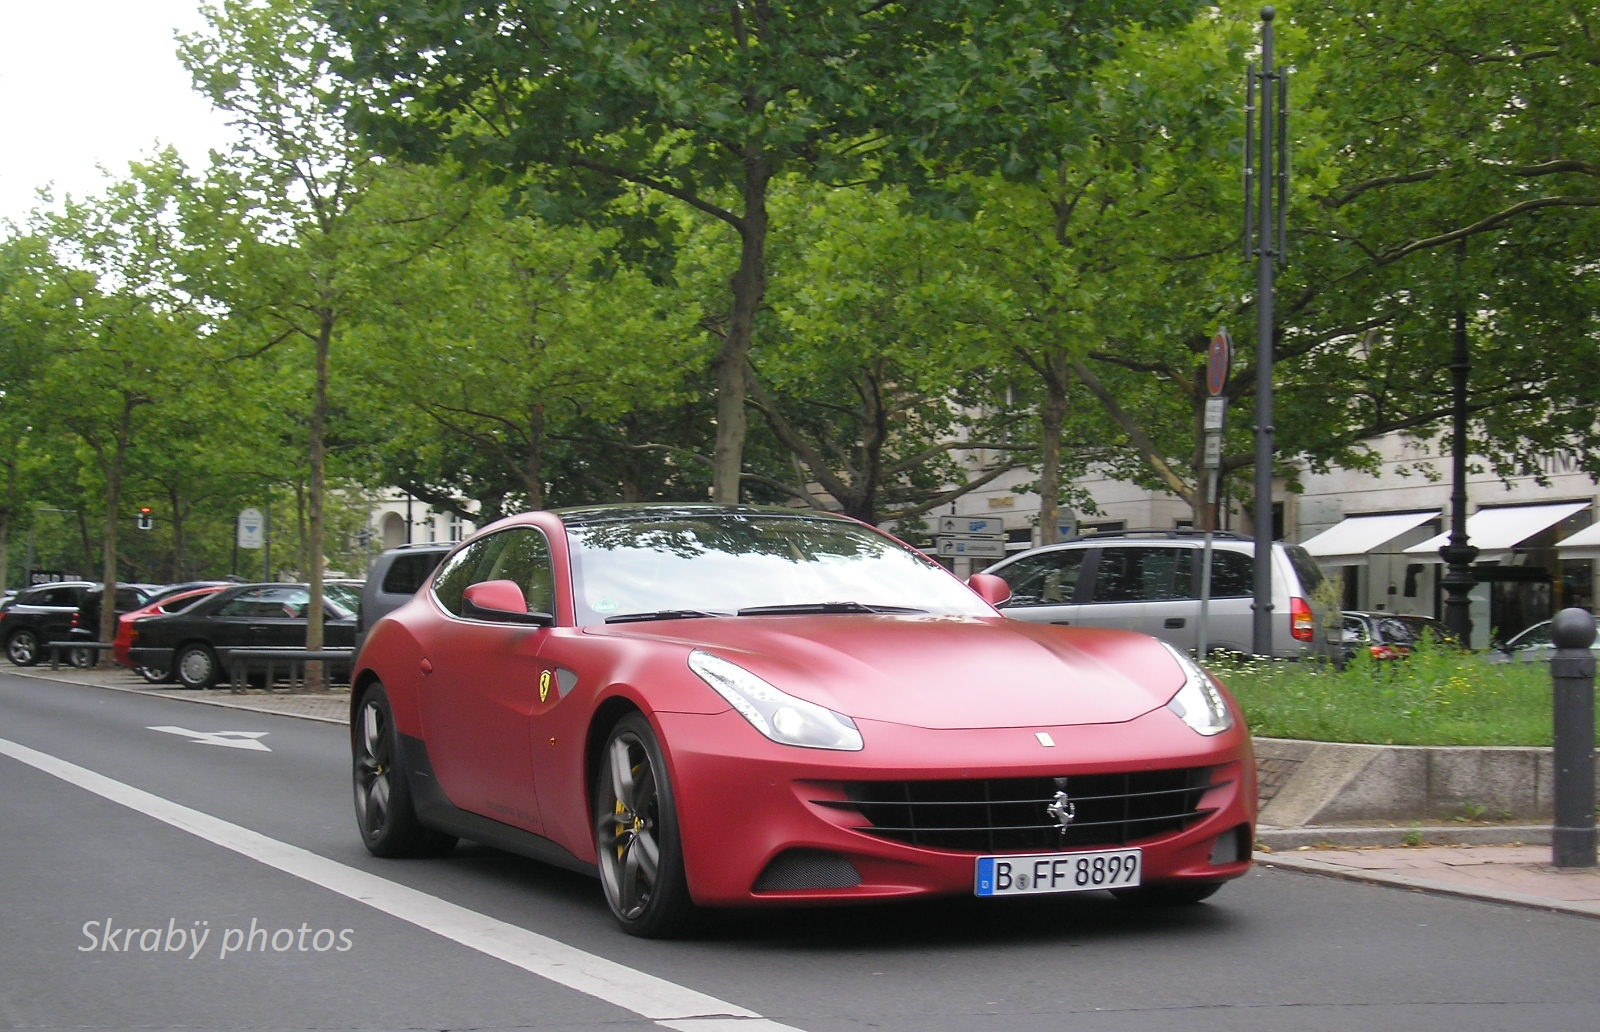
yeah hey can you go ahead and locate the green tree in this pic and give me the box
[21,157,213,640]
[344,172,706,517]
[181,0,396,684]
[759,182,1028,523]
[317,0,1203,504]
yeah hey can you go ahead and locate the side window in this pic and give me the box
[219,586,310,618]
[486,529,555,616]
[431,529,554,618]
[1091,547,1194,603]
[432,537,498,617]
[994,550,1087,607]
[1208,551,1255,599]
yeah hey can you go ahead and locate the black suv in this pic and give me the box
[1,582,160,667]
[2,582,97,666]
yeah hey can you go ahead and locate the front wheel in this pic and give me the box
[593,712,697,938]
[6,629,40,667]
[352,684,455,858]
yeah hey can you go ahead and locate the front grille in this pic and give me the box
[831,768,1220,853]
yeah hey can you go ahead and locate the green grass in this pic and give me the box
[1210,642,1595,747]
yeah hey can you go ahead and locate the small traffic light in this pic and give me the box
[137,507,154,531]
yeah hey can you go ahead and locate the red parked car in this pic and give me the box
[114,584,228,682]
[351,505,1257,937]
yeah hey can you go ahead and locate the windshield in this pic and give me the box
[565,513,993,626]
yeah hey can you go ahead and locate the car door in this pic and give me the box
[990,547,1091,625]
[1072,545,1200,650]
[417,526,556,833]
[213,585,315,649]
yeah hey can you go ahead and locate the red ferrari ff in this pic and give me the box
[351,505,1256,937]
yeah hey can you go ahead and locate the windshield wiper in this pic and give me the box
[737,601,927,616]
[604,609,725,624]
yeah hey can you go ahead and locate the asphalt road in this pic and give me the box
[3,669,1599,1032]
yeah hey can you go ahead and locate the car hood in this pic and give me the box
[603,614,1187,730]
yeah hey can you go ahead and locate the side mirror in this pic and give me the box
[463,579,554,627]
[967,572,1013,608]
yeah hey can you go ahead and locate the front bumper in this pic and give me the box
[651,706,1257,908]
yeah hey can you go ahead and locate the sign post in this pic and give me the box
[1199,328,1232,659]
[238,507,268,581]
[935,516,1007,562]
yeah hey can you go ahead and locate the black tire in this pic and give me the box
[593,712,697,938]
[135,664,173,684]
[174,643,220,689]
[1112,881,1225,906]
[352,684,456,858]
[69,647,99,669]
[6,628,41,667]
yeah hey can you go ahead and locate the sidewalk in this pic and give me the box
[13,664,1600,919]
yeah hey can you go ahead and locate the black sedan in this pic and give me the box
[1334,610,1453,665]
[127,582,356,689]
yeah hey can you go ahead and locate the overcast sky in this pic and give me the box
[0,0,235,224]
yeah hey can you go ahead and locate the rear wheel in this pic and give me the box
[593,712,697,938]
[135,663,172,684]
[174,644,219,689]
[352,684,455,857]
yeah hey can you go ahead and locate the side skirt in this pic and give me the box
[400,732,595,879]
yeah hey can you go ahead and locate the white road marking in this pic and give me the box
[147,726,272,751]
[0,736,805,1032]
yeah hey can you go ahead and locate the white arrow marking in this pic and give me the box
[146,726,272,751]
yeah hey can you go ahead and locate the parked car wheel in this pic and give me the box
[135,663,172,684]
[69,646,99,669]
[6,628,41,667]
[352,684,455,858]
[175,644,220,689]
[593,712,697,939]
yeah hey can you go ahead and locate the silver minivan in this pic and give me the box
[980,531,1331,660]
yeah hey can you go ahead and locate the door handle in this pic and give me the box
[1164,618,1186,629]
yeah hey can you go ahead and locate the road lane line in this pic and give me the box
[0,736,805,1032]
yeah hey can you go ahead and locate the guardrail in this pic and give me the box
[44,641,114,671]
[219,647,355,693]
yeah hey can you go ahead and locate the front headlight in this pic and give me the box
[1161,643,1235,737]
[689,650,863,751]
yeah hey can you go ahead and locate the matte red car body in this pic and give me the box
[353,507,1257,920]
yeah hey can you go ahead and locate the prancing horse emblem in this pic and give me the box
[1046,777,1076,836]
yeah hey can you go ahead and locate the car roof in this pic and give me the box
[550,503,852,528]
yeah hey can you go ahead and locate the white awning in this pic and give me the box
[1556,521,1600,559]
[1299,511,1439,566]
[1405,502,1590,562]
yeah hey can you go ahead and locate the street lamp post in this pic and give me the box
[1246,7,1287,656]
[1440,253,1477,644]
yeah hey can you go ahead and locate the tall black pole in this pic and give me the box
[1440,242,1477,644]
[1250,7,1280,656]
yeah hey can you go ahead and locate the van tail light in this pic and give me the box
[1291,597,1315,642]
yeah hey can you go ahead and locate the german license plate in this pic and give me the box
[975,848,1141,897]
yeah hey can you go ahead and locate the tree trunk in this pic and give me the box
[1036,367,1070,546]
[305,309,332,692]
[711,155,772,503]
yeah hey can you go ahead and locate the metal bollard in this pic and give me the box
[1550,607,1597,868]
